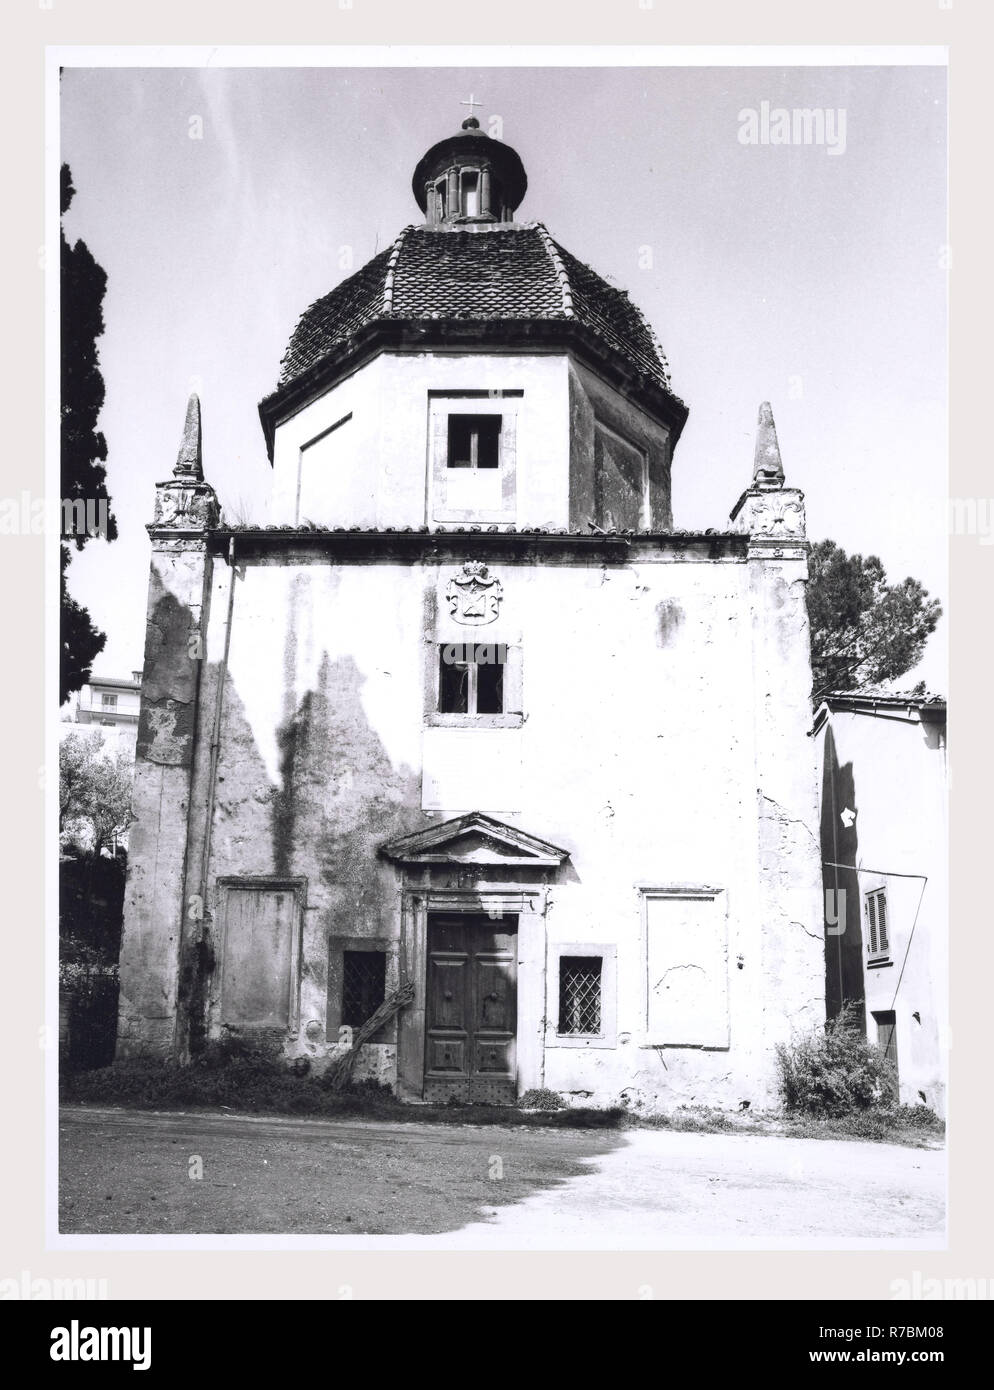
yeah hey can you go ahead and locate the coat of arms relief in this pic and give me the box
[445,561,504,625]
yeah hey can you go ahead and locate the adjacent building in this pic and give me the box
[62,673,143,760]
[814,691,947,1115]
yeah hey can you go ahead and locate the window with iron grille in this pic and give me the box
[558,956,603,1036]
[341,951,386,1028]
[865,889,890,958]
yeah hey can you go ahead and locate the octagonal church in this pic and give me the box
[117,115,824,1109]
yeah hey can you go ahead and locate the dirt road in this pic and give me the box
[59,1105,945,1247]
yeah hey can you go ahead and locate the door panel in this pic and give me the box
[427,956,469,1031]
[427,1037,467,1074]
[424,914,518,1104]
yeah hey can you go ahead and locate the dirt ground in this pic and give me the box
[59,1104,945,1245]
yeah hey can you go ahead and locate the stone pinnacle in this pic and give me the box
[174,394,203,479]
[753,401,785,489]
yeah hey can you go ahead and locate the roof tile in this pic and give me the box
[277,223,675,396]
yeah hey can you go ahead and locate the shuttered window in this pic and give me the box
[866,889,890,957]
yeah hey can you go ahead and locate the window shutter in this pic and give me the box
[501,412,517,512]
[430,409,448,520]
[500,645,523,716]
[867,894,878,954]
[877,893,889,953]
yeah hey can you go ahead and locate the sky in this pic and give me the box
[60,60,948,689]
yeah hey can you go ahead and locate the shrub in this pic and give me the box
[775,1003,897,1118]
[518,1087,564,1111]
[885,1103,943,1133]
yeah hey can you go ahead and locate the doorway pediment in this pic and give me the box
[379,812,569,868]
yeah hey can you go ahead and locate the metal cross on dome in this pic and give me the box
[460,94,483,119]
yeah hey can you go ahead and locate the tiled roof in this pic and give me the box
[214,524,738,537]
[277,223,676,395]
[551,240,671,394]
[819,690,947,711]
[277,245,395,388]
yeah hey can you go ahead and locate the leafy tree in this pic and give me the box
[59,730,133,856]
[807,540,942,699]
[61,163,117,705]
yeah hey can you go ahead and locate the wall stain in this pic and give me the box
[655,598,684,647]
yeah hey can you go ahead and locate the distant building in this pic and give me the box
[813,692,947,1116]
[63,673,142,759]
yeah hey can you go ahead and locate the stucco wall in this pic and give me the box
[178,538,823,1109]
[117,538,215,1056]
[270,352,573,530]
[269,351,675,535]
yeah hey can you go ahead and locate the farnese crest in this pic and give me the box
[445,561,503,626]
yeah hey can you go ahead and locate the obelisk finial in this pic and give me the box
[174,394,203,479]
[753,401,785,489]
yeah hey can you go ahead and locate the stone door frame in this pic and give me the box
[396,883,547,1102]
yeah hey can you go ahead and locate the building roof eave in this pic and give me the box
[258,317,689,461]
[811,691,947,733]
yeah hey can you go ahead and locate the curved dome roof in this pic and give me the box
[275,223,678,398]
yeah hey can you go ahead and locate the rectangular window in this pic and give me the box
[866,889,890,958]
[872,1009,899,1092]
[448,414,501,469]
[341,951,387,1029]
[429,392,519,524]
[101,693,118,708]
[873,1010,898,1063]
[558,956,603,1036]
[438,643,506,715]
[461,169,480,217]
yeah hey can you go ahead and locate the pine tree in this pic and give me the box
[807,540,942,699]
[60,163,117,704]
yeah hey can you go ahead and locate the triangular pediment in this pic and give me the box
[378,812,569,868]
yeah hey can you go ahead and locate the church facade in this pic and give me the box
[116,117,824,1109]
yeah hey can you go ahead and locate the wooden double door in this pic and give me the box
[424,913,518,1105]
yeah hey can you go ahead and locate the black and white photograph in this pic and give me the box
[5,0,994,1347]
[51,52,951,1257]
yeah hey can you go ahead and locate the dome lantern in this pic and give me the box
[411,114,528,228]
